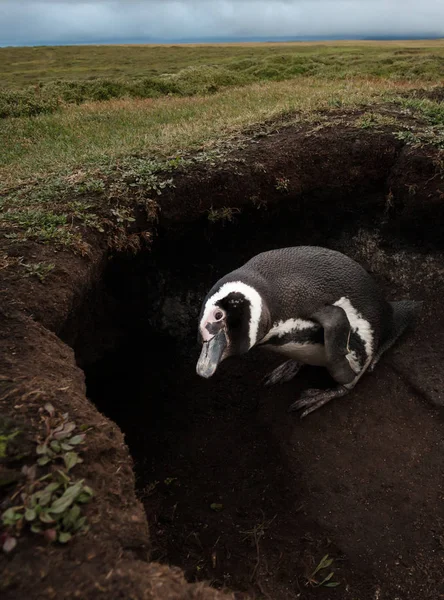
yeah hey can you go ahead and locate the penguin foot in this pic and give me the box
[288,386,349,418]
[263,360,302,386]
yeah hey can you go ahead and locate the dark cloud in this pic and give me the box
[0,0,443,46]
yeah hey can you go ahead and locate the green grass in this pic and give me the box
[1,77,435,184]
[3,41,444,88]
[0,42,443,254]
[1,42,444,118]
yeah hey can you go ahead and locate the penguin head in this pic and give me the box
[196,281,270,379]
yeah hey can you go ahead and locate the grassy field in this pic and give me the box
[1,41,444,119]
[3,40,444,88]
[1,41,443,252]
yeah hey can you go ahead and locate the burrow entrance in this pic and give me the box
[64,183,444,600]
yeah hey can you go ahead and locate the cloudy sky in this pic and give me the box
[1,0,443,47]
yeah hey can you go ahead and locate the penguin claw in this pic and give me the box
[263,360,302,387]
[288,386,349,417]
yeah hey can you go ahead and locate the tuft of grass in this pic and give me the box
[395,96,444,125]
[305,554,341,588]
[207,206,241,223]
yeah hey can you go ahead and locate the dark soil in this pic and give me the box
[1,113,443,600]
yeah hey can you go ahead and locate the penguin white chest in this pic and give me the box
[259,317,328,367]
[267,342,327,366]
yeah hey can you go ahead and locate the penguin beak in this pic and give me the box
[196,329,228,378]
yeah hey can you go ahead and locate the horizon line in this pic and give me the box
[2,33,444,48]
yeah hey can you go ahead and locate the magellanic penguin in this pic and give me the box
[196,246,422,418]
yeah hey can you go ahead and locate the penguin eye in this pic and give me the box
[214,311,224,321]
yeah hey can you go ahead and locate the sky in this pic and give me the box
[0,0,443,47]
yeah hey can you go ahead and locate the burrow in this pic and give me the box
[60,125,444,600]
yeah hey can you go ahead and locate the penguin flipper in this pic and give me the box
[310,305,357,385]
[289,305,373,418]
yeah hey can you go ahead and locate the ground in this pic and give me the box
[1,90,444,599]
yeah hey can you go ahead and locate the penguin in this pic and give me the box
[196,246,422,418]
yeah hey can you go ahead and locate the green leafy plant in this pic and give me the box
[0,430,20,459]
[275,176,290,192]
[20,261,55,282]
[1,466,92,551]
[305,554,341,588]
[207,206,240,223]
[1,403,93,553]
[36,403,86,471]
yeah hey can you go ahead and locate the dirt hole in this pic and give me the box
[65,193,444,600]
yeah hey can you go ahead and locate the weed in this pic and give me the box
[1,209,79,248]
[407,184,418,197]
[241,514,277,583]
[1,403,93,553]
[143,481,160,497]
[0,431,20,459]
[207,206,240,223]
[358,112,377,129]
[275,176,290,192]
[394,126,444,149]
[250,194,267,210]
[20,261,55,282]
[36,402,86,470]
[164,477,178,486]
[305,554,341,588]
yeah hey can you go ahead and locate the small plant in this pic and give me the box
[305,554,341,588]
[164,477,178,486]
[384,189,394,216]
[358,112,376,129]
[36,403,86,470]
[275,176,290,193]
[1,403,93,553]
[394,130,420,146]
[20,261,55,282]
[407,184,418,197]
[250,194,267,210]
[207,206,240,223]
[143,480,159,496]
[110,206,136,225]
[0,430,20,459]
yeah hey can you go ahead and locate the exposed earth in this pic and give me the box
[1,111,443,600]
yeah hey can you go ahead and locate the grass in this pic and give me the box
[0,77,435,184]
[2,41,444,89]
[0,42,443,253]
[1,41,444,118]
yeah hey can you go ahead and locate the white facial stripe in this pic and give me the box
[259,318,315,344]
[334,296,374,356]
[200,281,262,349]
